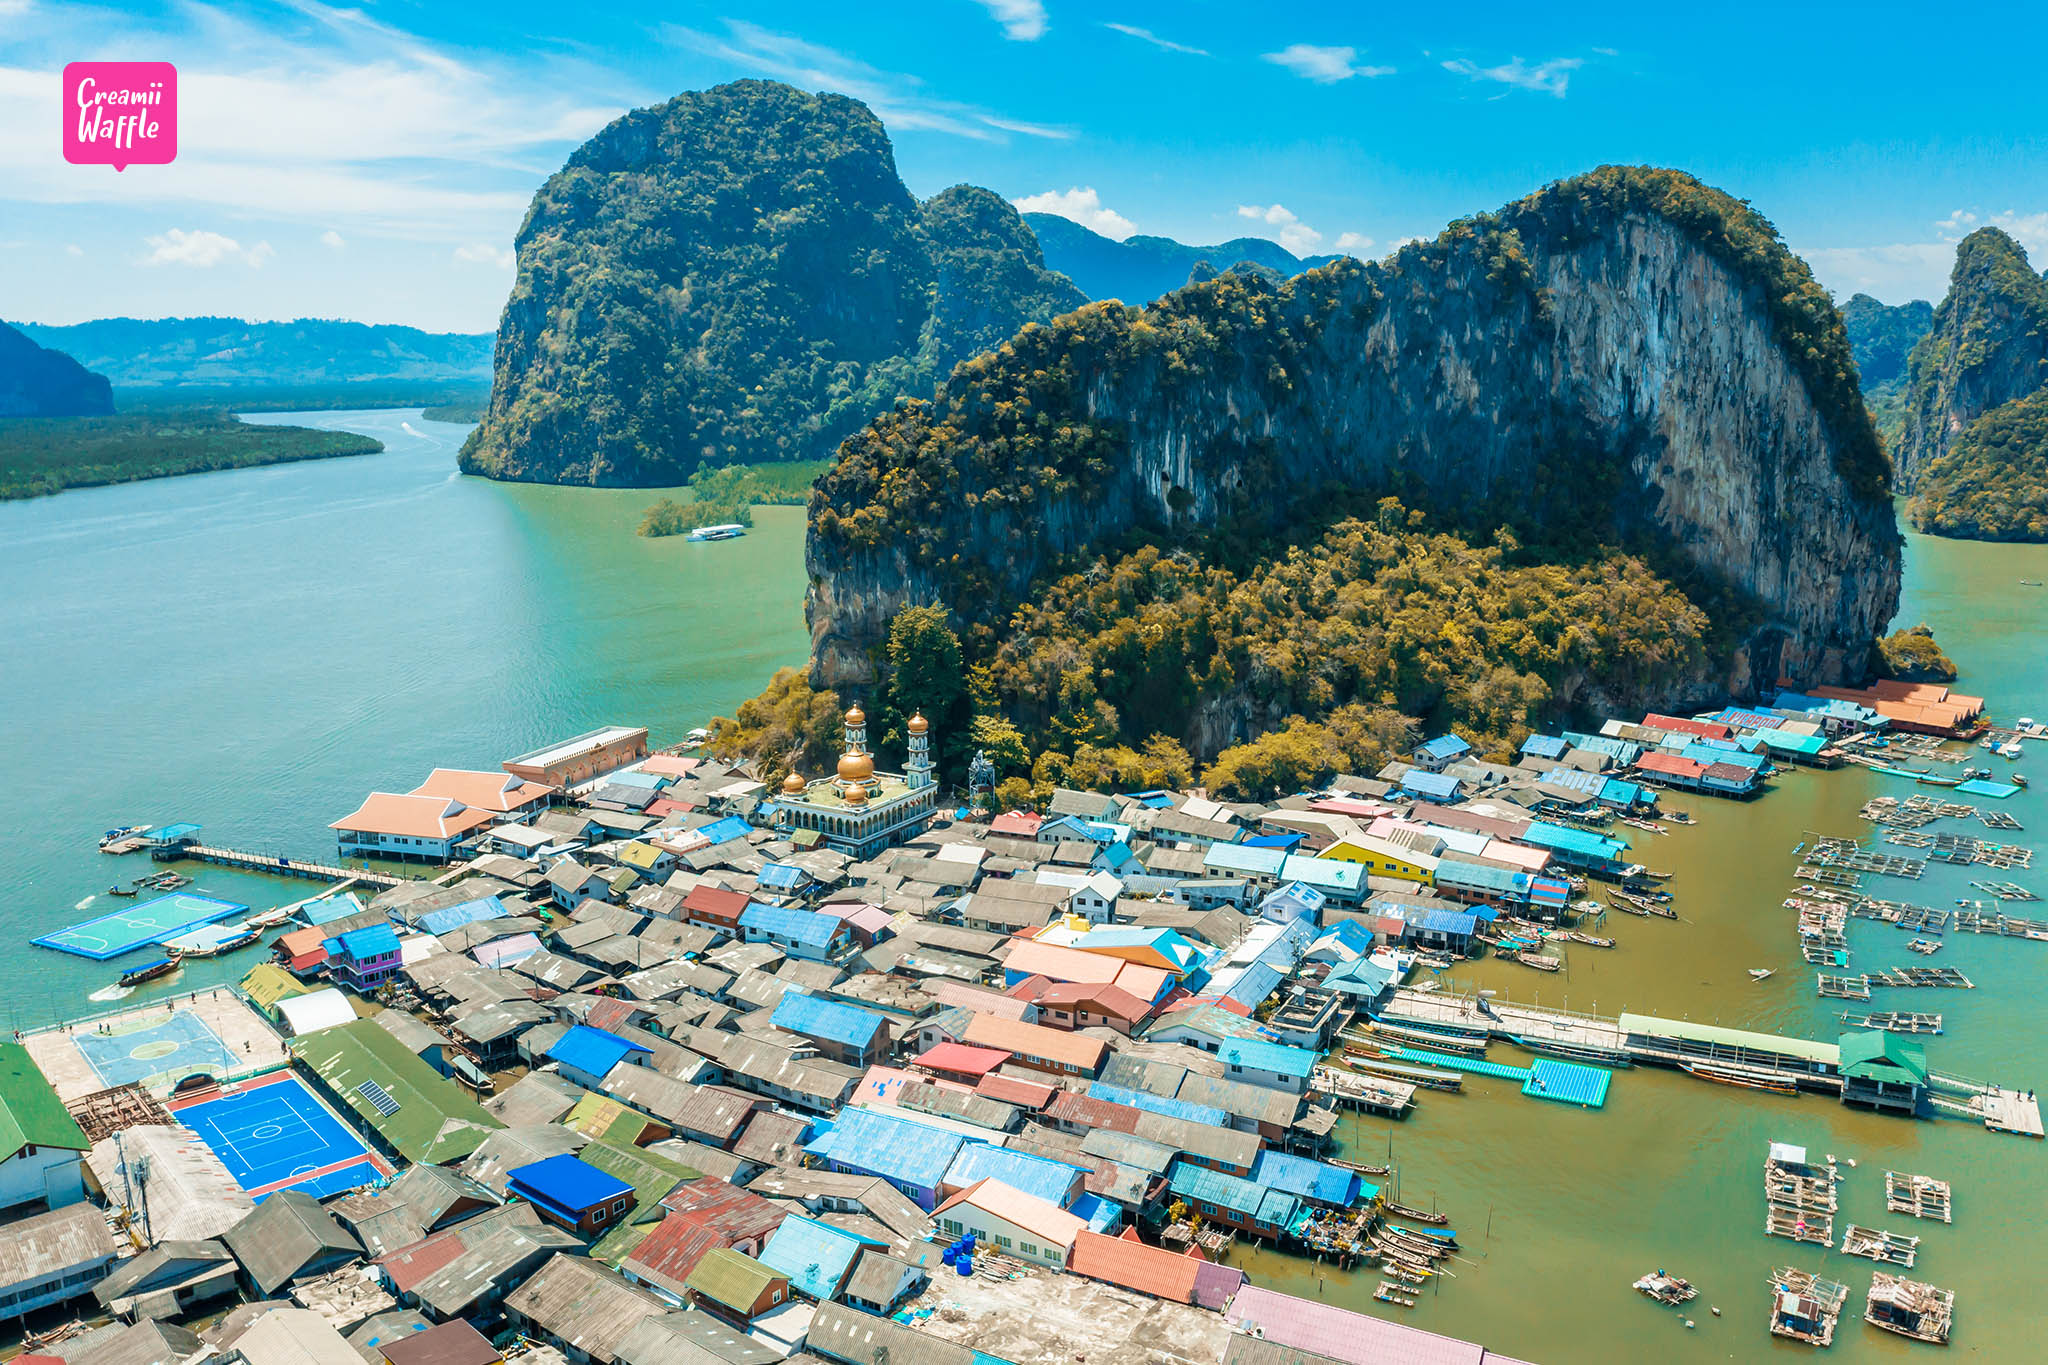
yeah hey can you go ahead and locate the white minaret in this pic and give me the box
[905,711,934,790]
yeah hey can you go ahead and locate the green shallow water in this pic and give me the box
[3,414,2043,1359]
[0,409,809,1021]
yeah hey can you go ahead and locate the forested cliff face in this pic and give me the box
[802,168,1902,759]
[1898,229,2048,541]
[459,81,1084,486]
[1898,229,2048,490]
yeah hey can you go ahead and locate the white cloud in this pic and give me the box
[140,228,269,268]
[64,244,83,257]
[1801,244,1954,304]
[664,20,1068,143]
[1593,46,1619,57]
[1937,207,2048,256]
[1802,206,2048,306]
[454,242,515,270]
[1442,55,1583,97]
[974,0,1047,41]
[1237,203,1323,256]
[1334,231,1375,254]
[1102,23,1208,57]
[320,229,346,250]
[0,3,632,240]
[1013,187,1137,241]
[1262,44,1392,84]
[0,0,30,16]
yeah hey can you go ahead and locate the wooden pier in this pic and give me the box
[161,844,409,890]
[1310,1066,1417,1116]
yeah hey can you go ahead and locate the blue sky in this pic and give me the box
[5,0,2048,332]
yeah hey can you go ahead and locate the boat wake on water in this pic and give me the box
[73,894,96,911]
[87,984,133,1004]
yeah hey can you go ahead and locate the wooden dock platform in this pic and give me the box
[1975,1087,2045,1137]
[164,845,408,890]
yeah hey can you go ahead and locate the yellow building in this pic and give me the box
[1321,835,1438,885]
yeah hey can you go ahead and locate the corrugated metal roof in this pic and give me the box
[804,1106,968,1191]
[1250,1151,1365,1206]
[510,1154,632,1213]
[757,1214,879,1300]
[941,1144,1084,1207]
[770,992,886,1050]
[548,1025,652,1079]
[1087,1081,1228,1128]
[1165,1162,1299,1226]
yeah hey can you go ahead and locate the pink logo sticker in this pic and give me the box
[64,62,177,171]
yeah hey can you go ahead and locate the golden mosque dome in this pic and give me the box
[844,784,869,805]
[907,712,929,735]
[844,705,866,726]
[781,771,807,795]
[837,750,876,783]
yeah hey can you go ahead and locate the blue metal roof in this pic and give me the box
[547,1024,650,1079]
[1415,735,1472,762]
[300,891,367,927]
[1679,741,1766,771]
[607,769,668,790]
[1400,770,1464,800]
[1323,958,1397,999]
[772,991,886,1049]
[1218,961,1285,1011]
[1241,833,1303,851]
[1307,921,1373,959]
[759,1213,883,1300]
[758,862,810,891]
[1434,859,1529,895]
[1278,855,1363,893]
[1519,735,1569,760]
[804,1106,969,1191]
[696,815,754,845]
[1252,1151,1364,1206]
[739,904,842,947]
[1415,908,1479,936]
[1258,883,1327,919]
[1165,1160,1300,1226]
[943,1144,1086,1207]
[1520,821,1629,860]
[1214,1037,1317,1079]
[335,923,401,960]
[418,894,505,936]
[1088,1081,1231,1126]
[508,1153,631,1212]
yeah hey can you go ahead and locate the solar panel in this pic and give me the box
[356,1079,401,1116]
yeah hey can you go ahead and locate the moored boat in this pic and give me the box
[107,884,138,897]
[117,956,180,988]
[1683,1061,1799,1095]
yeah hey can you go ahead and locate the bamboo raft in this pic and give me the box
[1864,965,1974,989]
[1864,1272,1954,1344]
[1841,1223,1920,1268]
[1839,1011,1943,1035]
[1769,1268,1850,1346]
[1954,909,2048,940]
[1817,973,1871,1000]
[1765,1205,1834,1244]
[1884,1171,1952,1224]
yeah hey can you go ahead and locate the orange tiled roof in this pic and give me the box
[330,793,495,839]
[410,768,555,813]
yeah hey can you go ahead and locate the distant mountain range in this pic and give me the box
[0,320,113,418]
[9,317,493,390]
[1022,213,1340,304]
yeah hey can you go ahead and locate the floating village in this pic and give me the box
[0,678,2041,1365]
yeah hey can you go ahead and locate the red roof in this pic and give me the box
[975,1073,1056,1109]
[1634,751,1705,778]
[990,812,1044,837]
[626,1185,787,1295]
[1642,713,1731,741]
[681,885,750,924]
[1042,1090,1142,1133]
[912,1042,1012,1078]
[1033,981,1152,1022]
[381,1321,501,1365]
[376,1224,470,1293]
[1068,1229,1199,1303]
